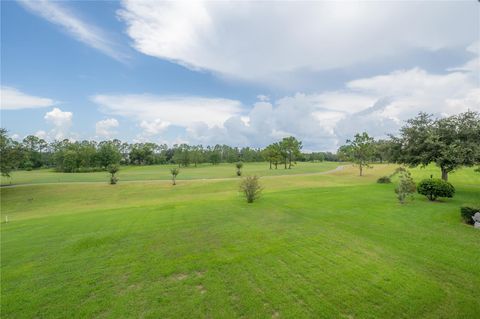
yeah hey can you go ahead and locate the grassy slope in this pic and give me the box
[0,161,340,185]
[1,164,479,318]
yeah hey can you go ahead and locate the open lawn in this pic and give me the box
[0,161,340,185]
[1,164,479,318]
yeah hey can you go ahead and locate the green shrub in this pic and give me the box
[240,176,262,203]
[395,170,416,204]
[460,205,480,225]
[108,164,119,185]
[235,161,243,176]
[377,176,391,184]
[417,178,455,201]
[170,167,180,185]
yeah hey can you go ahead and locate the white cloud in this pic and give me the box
[92,94,243,127]
[95,118,119,138]
[139,119,169,136]
[90,44,478,151]
[18,0,128,62]
[44,107,73,140]
[118,1,477,83]
[34,130,48,140]
[1,86,55,110]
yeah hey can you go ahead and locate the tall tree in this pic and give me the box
[343,132,375,176]
[279,137,302,169]
[1,129,23,179]
[394,111,480,181]
[97,141,122,169]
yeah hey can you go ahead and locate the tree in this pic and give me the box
[173,144,191,167]
[280,136,302,169]
[343,132,375,176]
[262,143,282,169]
[210,152,220,165]
[240,176,262,203]
[22,135,47,168]
[107,164,119,184]
[170,167,179,185]
[0,129,24,180]
[235,161,243,176]
[97,141,121,169]
[394,169,416,204]
[190,145,203,167]
[393,112,480,181]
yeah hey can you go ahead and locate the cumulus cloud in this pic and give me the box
[44,107,73,140]
[118,1,477,83]
[92,94,243,127]
[1,86,55,110]
[95,118,119,138]
[91,43,479,151]
[18,0,128,62]
[139,119,170,136]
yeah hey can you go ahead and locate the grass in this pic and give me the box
[0,161,340,185]
[1,164,479,318]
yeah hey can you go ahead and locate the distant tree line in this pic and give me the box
[0,131,339,176]
[3,111,477,178]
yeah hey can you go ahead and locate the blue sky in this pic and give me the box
[1,1,479,151]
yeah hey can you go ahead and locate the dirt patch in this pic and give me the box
[170,273,188,281]
[196,285,207,294]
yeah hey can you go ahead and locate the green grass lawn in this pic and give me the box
[1,164,479,318]
[1,161,340,185]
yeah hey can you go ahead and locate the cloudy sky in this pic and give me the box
[1,1,479,151]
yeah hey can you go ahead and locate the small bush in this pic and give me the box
[170,167,180,185]
[235,161,243,176]
[395,170,416,204]
[417,178,455,201]
[240,176,262,203]
[377,176,391,184]
[460,205,480,225]
[108,164,119,185]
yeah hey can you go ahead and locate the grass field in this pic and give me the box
[1,163,479,318]
[0,161,340,185]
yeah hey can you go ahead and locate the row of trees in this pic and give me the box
[2,131,328,176]
[262,136,303,169]
[0,133,268,174]
[3,111,477,178]
[338,111,480,180]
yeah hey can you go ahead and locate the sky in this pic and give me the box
[1,0,479,151]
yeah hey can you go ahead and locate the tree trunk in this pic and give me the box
[441,167,448,181]
[284,160,287,169]
[359,164,363,176]
[269,161,272,169]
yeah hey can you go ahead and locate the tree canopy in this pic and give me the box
[392,111,480,180]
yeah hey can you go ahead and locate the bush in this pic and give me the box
[240,176,262,203]
[108,164,119,185]
[377,176,391,184]
[417,178,455,201]
[460,205,480,225]
[395,170,416,204]
[170,167,180,185]
[235,161,243,176]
